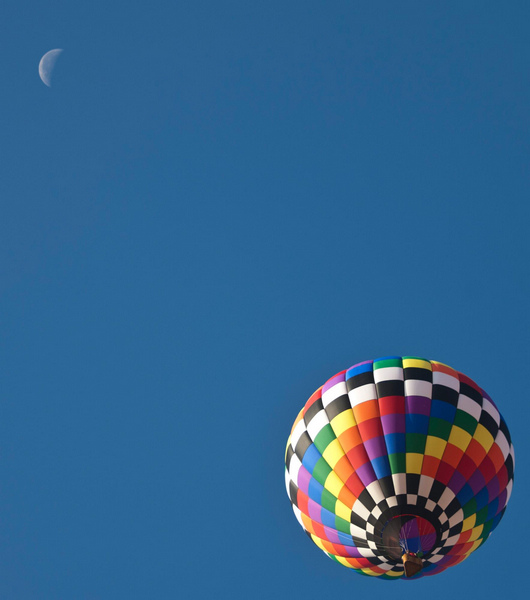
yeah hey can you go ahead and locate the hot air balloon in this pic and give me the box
[284,357,514,579]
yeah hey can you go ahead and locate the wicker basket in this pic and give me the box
[402,553,423,577]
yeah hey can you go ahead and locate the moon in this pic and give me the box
[39,49,63,87]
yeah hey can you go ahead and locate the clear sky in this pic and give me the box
[1,1,528,598]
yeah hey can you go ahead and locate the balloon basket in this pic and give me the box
[402,553,423,578]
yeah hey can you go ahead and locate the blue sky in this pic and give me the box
[1,1,528,598]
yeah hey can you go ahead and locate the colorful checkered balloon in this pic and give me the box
[285,357,514,579]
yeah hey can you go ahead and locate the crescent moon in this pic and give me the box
[39,49,63,87]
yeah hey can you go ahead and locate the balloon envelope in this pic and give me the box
[285,357,514,579]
